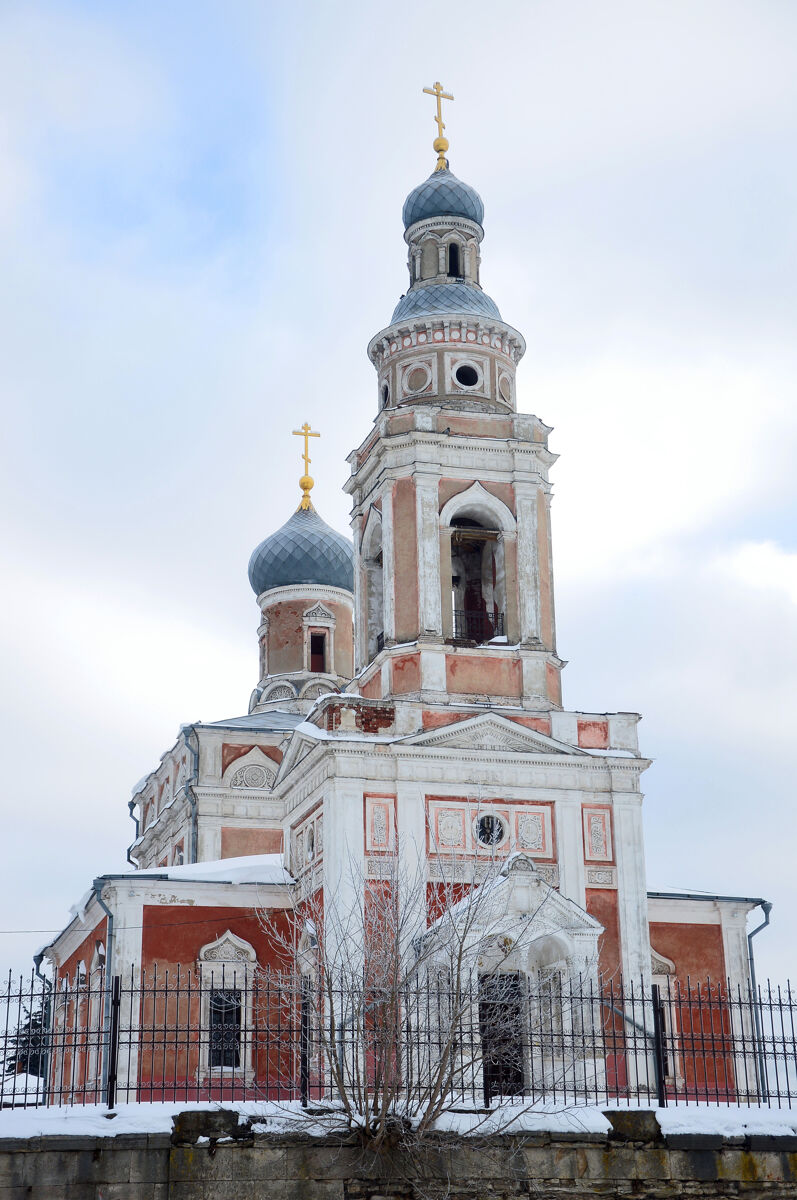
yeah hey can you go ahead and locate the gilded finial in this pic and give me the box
[423,81,454,171]
[292,422,320,510]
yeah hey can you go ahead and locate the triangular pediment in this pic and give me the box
[303,601,335,622]
[404,713,585,756]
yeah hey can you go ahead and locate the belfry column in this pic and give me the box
[514,481,542,644]
[415,472,442,638]
[381,486,397,642]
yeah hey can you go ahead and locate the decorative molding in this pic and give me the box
[586,866,617,889]
[230,763,275,790]
[198,930,257,966]
[407,714,576,757]
[303,602,335,623]
[651,946,676,976]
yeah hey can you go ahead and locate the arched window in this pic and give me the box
[448,242,462,278]
[441,484,516,645]
[198,932,257,1080]
[450,517,505,643]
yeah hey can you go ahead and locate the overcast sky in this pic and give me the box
[1,0,795,982]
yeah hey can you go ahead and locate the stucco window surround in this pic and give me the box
[302,602,336,673]
[651,948,683,1087]
[197,931,257,1082]
[439,483,516,644]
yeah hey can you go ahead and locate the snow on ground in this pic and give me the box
[653,1103,797,1138]
[1,1100,796,1140]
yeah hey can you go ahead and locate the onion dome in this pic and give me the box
[402,169,484,230]
[392,282,500,323]
[248,506,354,596]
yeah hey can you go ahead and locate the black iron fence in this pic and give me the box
[1,968,795,1111]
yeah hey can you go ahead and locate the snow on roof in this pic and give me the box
[129,854,292,887]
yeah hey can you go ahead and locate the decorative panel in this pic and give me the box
[364,794,396,855]
[426,797,554,860]
[583,807,613,863]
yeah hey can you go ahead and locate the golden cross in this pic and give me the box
[292,422,320,510]
[423,81,454,171]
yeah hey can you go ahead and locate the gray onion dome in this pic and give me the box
[248,507,354,596]
[402,169,484,229]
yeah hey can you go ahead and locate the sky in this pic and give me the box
[0,0,795,983]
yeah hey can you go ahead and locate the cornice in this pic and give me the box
[257,583,354,608]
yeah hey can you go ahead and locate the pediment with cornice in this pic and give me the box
[303,601,335,623]
[403,714,585,757]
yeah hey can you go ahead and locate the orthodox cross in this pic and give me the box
[293,422,320,510]
[423,81,454,172]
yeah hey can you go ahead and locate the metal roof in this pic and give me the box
[391,282,501,323]
[248,506,354,597]
[201,712,304,732]
[648,891,767,906]
[403,169,484,229]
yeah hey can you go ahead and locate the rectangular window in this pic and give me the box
[209,989,242,1069]
[310,632,326,673]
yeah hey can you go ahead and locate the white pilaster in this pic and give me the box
[514,482,541,642]
[556,796,586,909]
[415,472,442,636]
[613,793,651,985]
[381,487,396,640]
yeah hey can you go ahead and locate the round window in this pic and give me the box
[498,374,512,403]
[455,363,479,388]
[476,814,506,846]
[406,366,430,392]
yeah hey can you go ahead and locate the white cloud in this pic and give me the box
[714,540,797,607]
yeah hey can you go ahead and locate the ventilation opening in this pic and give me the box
[455,363,479,388]
[310,632,326,673]
[448,243,462,278]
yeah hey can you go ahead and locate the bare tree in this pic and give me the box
[257,825,602,1149]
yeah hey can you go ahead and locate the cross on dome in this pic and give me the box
[292,422,320,510]
[422,81,454,171]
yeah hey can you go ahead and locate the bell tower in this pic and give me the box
[345,89,563,711]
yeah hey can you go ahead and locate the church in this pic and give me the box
[38,87,766,1084]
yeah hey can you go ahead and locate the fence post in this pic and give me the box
[300,978,310,1108]
[106,977,121,1110]
[650,984,667,1109]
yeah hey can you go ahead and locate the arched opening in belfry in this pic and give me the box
[363,517,385,662]
[450,516,506,643]
[448,242,462,278]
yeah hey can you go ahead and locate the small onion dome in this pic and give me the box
[392,281,501,324]
[402,169,484,230]
[248,506,354,596]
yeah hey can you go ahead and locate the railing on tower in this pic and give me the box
[453,609,505,643]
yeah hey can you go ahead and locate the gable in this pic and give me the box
[404,713,584,756]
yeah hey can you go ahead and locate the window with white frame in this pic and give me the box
[198,931,257,1079]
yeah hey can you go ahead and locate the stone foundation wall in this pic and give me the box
[1,1110,797,1199]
